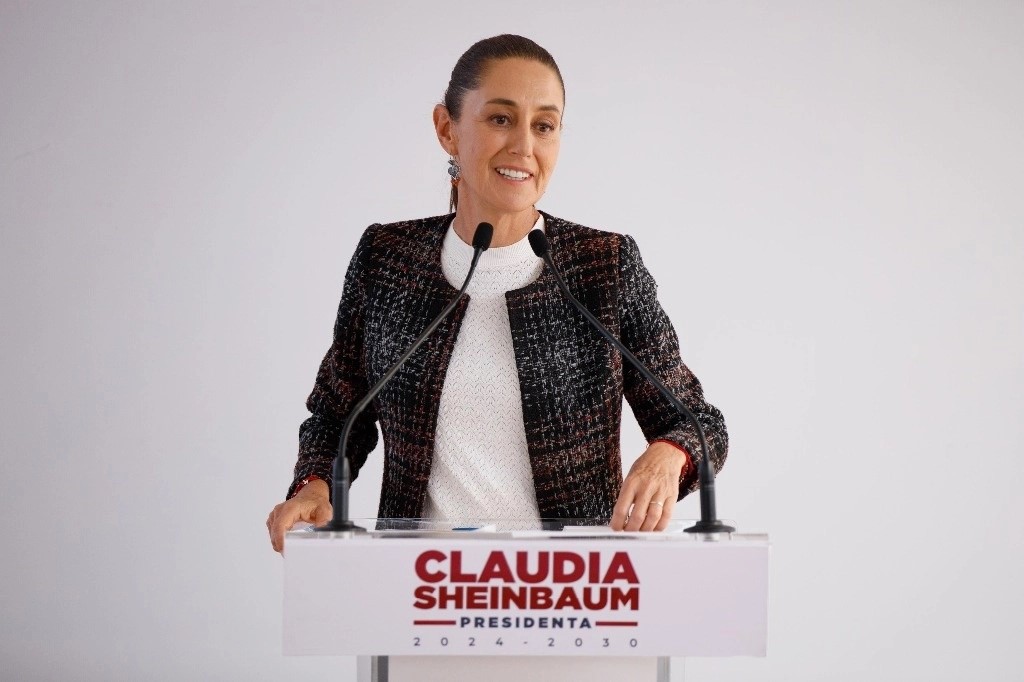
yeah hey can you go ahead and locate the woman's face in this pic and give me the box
[437,58,564,216]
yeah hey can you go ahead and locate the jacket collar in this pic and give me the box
[424,210,565,297]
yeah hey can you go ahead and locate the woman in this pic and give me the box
[267,35,727,552]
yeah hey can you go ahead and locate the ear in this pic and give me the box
[433,103,458,156]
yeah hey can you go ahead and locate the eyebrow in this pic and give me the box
[485,98,561,114]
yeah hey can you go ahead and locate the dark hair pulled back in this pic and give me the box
[443,34,564,212]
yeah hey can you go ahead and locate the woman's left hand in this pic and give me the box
[610,441,687,531]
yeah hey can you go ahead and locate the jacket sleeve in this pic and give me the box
[287,225,381,501]
[617,234,728,498]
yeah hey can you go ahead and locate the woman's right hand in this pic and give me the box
[267,479,332,554]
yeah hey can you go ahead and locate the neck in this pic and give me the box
[452,204,540,248]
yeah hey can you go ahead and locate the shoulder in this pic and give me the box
[542,211,622,244]
[348,214,451,269]
[357,214,451,249]
[541,211,640,269]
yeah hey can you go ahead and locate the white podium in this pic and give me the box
[284,519,769,681]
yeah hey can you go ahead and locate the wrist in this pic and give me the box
[650,439,692,476]
[292,476,329,501]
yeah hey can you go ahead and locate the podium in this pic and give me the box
[284,519,769,681]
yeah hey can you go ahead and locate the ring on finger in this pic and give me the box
[648,501,664,508]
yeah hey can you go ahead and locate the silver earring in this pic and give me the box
[447,157,461,182]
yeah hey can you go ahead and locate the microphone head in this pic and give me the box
[472,223,494,250]
[527,229,549,257]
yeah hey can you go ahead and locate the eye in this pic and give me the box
[536,122,555,134]
[490,114,511,126]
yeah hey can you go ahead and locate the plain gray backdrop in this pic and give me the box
[2,1,1022,680]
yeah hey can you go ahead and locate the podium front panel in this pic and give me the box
[283,519,769,658]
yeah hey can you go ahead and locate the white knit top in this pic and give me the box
[422,215,545,522]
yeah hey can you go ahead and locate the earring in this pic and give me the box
[447,157,461,185]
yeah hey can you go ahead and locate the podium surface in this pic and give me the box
[284,517,768,668]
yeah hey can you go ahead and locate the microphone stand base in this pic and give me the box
[684,519,735,534]
[314,519,367,533]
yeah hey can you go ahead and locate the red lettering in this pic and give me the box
[466,586,488,609]
[582,586,608,610]
[437,586,463,609]
[553,586,582,609]
[553,552,585,583]
[516,551,549,583]
[588,552,600,583]
[413,585,435,609]
[501,586,528,609]
[603,552,639,584]
[530,586,553,609]
[478,552,514,582]
[611,587,640,610]
[415,550,446,583]
[449,551,477,582]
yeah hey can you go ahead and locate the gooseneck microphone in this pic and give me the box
[317,222,494,532]
[527,230,733,534]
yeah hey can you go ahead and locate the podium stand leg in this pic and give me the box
[357,655,671,681]
[356,656,387,681]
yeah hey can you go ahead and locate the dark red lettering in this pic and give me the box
[553,551,585,583]
[516,551,549,583]
[466,586,488,609]
[450,551,477,582]
[530,586,553,609]
[501,586,528,609]
[582,586,608,610]
[553,586,582,609]
[415,550,446,583]
[603,552,639,584]
[478,552,514,582]
[413,585,435,609]
[437,586,463,609]
[611,587,639,610]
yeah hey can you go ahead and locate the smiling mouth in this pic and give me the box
[495,167,532,181]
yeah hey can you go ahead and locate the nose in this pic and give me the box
[508,120,533,158]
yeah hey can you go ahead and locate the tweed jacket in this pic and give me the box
[288,211,728,519]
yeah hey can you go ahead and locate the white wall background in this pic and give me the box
[2,1,1022,680]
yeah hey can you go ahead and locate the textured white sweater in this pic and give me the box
[422,215,545,522]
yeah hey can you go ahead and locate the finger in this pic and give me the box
[309,501,333,526]
[640,489,666,532]
[298,499,325,524]
[266,504,281,531]
[655,494,677,532]
[611,480,638,531]
[625,485,654,532]
[266,509,278,545]
[271,504,301,554]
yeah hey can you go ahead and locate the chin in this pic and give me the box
[489,195,541,215]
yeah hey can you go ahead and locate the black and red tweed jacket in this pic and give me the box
[287,211,728,520]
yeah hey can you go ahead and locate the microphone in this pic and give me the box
[527,230,733,534]
[317,222,494,532]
